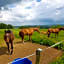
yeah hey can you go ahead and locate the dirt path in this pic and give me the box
[0,42,62,64]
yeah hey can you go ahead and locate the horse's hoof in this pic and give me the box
[22,41,24,43]
[10,50,13,55]
[23,43,25,44]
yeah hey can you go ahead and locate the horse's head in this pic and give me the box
[33,27,40,33]
[4,30,11,42]
[59,27,64,31]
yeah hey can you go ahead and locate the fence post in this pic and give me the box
[35,48,42,64]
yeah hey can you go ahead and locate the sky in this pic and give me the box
[0,0,64,26]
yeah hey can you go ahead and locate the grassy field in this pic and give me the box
[0,29,64,64]
[0,29,64,45]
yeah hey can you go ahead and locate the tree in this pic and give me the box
[51,25,56,28]
[7,24,14,29]
[51,25,62,28]
[0,23,14,29]
[0,23,7,29]
[56,25,62,28]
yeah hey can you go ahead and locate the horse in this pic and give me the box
[47,27,64,38]
[40,31,48,35]
[4,30,14,55]
[19,27,40,43]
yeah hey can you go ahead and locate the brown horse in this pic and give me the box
[19,27,40,43]
[4,30,14,55]
[48,27,64,38]
[40,31,48,35]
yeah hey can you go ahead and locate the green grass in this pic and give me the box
[0,29,64,64]
[0,29,64,44]
[49,53,64,64]
[0,29,64,50]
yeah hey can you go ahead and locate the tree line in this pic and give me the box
[19,25,64,29]
[0,23,14,29]
[19,25,50,29]
[0,23,64,29]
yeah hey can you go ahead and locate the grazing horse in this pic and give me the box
[47,27,64,38]
[4,30,14,54]
[19,27,40,43]
[40,31,48,35]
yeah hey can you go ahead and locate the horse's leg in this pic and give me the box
[29,35,31,41]
[31,35,32,42]
[6,42,10,53]
[48,33,50,38]
[29,35,30,41]
[10,41,13,55]
[57,32,59,38]
[29,35,32,42]
[55,33,56,38]
[22,35,24,43]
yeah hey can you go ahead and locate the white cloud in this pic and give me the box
[0,0,64,25]
[56,10,60,15]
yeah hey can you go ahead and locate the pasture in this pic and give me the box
[0,29,64,64]
[0,29,64,45]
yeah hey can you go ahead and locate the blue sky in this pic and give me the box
[0,0,64,26]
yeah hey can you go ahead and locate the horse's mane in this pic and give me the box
[5,30,11,33]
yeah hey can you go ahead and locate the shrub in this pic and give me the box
[40,38,55,46]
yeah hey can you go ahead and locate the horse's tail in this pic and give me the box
[19,31,24,37]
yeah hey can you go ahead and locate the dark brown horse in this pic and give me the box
[4,30,14,54]
[48,27,64,38]
[19,27,40,43]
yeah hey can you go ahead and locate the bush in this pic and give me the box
[32,36,56,46]
[55,43,64,51]
[32,36,64,51]
[40,38,55,46]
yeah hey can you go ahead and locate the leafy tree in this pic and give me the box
[56,24,62,28]
[51,25,62,28]
[0,23,14,29]
[7,24,14,29]
[0,23,7,29]
[51,25,56,28]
